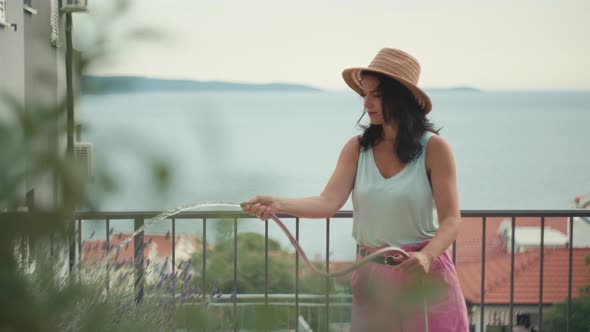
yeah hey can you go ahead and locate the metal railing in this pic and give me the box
[74,210,344,331]
[75,210,590,331]
[6,209,588,331]
[461,210,590,332]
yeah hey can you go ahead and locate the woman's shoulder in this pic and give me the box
[425,134,451,152]
[425,134,455,169]
[340,135,362,160]
[344,135,361,151]
[421,131,436,144]
[348,135,362,146]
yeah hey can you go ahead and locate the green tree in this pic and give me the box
[193,231,295,294]
[191,229,338,330]
[543,254,590,331]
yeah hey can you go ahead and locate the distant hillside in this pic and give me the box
[425,86,482,93]
[82,76,322,94]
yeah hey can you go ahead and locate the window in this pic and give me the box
[0,0,7,25]
[61,0,88,13]
[23,0,37,15]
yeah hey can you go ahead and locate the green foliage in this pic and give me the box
[191,228,345,330]
[543,254,590,332]
[0,1,185,330]
[192,230,295,294]
[543,296,590,332]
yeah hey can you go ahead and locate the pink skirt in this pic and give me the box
[350,241,469,332]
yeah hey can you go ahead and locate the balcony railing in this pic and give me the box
[6,209,589,331]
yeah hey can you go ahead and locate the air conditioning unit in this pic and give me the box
[61,0,88,13]
[74,142,93,181]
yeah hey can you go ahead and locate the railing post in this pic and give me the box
[233,218,238,331]
[264,217,269,332]
[325,218,330,332]
[68,217,76,279]
[538,216,545,331]
[105,219,110,294]
[295,217,300,332]
[265,217,269,306]
[172,218,176,274]
[77,219,82,282]
[509,217,516,330]
[134,217,144,304]
[201,218,207,329]
[567,216,574,332]
[480,217,486,332]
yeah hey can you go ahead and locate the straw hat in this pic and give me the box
[342,48,432,113]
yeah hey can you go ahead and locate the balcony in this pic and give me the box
[8,209,588,331]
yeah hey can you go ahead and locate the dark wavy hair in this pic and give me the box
[357,71,440,164]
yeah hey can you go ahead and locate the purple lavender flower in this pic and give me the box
[166,284,174,293]
[182,262,191,275]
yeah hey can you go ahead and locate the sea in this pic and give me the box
[80,89,590,260]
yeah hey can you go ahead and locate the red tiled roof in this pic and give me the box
[82,234,203,265]
[454,217,568,265]
[455,217,590,304]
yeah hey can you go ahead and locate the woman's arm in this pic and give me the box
[243,136,359,220]
[395,135,461,274]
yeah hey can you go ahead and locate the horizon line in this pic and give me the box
[84,74,590,93]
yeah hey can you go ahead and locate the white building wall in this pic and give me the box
[572,218,590,247]
[470,304,551,332]
[0,0,67,210]
[0,0,26,210]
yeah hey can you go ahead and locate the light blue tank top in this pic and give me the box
[352,131,438,247]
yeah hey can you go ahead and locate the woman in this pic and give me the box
[243,48,469,331]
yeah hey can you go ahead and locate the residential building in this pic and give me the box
[1,0,74,210]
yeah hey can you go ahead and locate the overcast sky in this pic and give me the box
[77,0,590,90]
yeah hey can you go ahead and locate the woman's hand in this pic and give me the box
[241,195,281,221]
[393,252,434,275]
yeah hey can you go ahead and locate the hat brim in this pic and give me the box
[342,67,432,114]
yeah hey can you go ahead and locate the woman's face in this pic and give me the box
[360,75,383,125]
